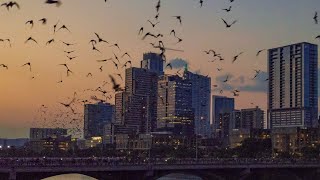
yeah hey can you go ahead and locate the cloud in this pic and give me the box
[169,58,188,69]
[215,71,268,93]
[238,71,268,92]
[215,74,235,92]
[215,68,320,94]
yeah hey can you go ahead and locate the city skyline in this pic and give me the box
[0,0,320,138]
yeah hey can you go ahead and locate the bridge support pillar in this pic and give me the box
[145,170,154,177]
[239,168,251,180]
[9,169,16,180]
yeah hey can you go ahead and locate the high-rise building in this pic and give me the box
[218,107,265,146]
[217,112,232,141]
[114,67,158,135]
[30,128,68,140]
[212,96,235,136]
[103,123,115,145]
[141,52,164,76]
[184,70,211,137]
[125,67,158,133]
[157,75,195,136]
[268,42,318,129]
[241,107,265,130]
[115,91,126,125]
[123,94,148,134]
[231,110,242,129]
[84,102,114,139]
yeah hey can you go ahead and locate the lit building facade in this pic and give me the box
[217,112,232,142]
[212,96,235,136]
[125,67,158,133]
[218,107,265,146]
[157,75,195,136]
[84,102,114,139]
[271,127,320,155]
[29,128,68,140]
[240,107,265,130]
[114,67,158,135]
[114,92,148,135]
[115,91,126,125]
[184,70,211,137]
[231,110,242,129]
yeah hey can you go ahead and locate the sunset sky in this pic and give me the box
[0,0,319,138]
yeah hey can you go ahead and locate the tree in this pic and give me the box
[234,138,272,158]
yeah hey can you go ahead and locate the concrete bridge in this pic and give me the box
[1,158,320,180]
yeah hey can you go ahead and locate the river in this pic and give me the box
[43,173,203,180]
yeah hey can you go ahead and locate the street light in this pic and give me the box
[148,134,153,162]
[196,135,198,161]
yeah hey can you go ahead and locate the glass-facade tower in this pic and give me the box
[212,96,235,136]
[268,42,318,128]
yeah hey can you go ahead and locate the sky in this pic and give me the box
[0,0,319,138]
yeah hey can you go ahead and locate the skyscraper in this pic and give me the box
[114,67,158,135]
[184,70,211,137]
[157,75,195,136]
[84,102,114,139]
[125,67,158,133]
[114,92,148,135]
[115,91,126,126]
[268,42,318,129]
[141,52,164,76]
[212,96,235,137]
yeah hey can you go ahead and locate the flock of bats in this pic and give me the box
[0,0,319,137]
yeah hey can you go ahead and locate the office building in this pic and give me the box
[212,96,235,136]
[115,91,126,125]
[115,91,145,135]
[117,94,148,135]
[84,137,103,149]
[103,123,115,144]
[125,67,158,133]
[217,112,232,141]
[225,107,265,130]
[141,52,164,75]
[184,69,211,137]
[0,138,29,148]
[114,67,158,135]
[229,129,251,148]
[268,42,318,128]
[272,127,320,155]
[219,107,265,147]
[157,75,195,136]
[29,128,68,140]
[84,102,114,139]
[28,136,76,153]
[241,107,265,130]
[231,110,242,129]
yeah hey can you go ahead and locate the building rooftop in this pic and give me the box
[268,42,317,50]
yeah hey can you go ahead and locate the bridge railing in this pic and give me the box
[0,158,320,168]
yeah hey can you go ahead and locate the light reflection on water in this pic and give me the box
[42,173,202,180]
[42,174,97,180]
[157,173,202,180]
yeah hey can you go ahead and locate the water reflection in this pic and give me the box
[42,173,202,180]
[158,173,202,180]
[42,174,97,180]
